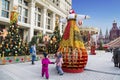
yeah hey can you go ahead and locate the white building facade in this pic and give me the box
[0,0,72,42]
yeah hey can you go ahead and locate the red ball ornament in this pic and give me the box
[21,58,24,61]
[2,59,6,64]
[9,60,12,63]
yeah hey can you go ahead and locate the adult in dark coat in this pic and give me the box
[117,48,120,68]
[113,47,118,67]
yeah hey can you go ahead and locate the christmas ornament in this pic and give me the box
[18,49,21,51]
[15,51,17,53]
[10,6,19,24]
[9,53,11,56]
[2,42,4,45]
[12,25,14,28]
[2,59,6,65]
[21,58,24,62]
[27,57,30,61]
[16,58,19,62]
[2,29,8,39]
[9,60,12,63]
[6,57,10,60]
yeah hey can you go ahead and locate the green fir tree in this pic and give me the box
[0,24,28,57]
[47,24,61,54]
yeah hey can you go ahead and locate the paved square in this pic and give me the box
[0,51,120,80]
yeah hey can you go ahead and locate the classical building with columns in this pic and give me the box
[0,0,72,42]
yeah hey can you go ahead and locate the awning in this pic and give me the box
[104,37,120,48]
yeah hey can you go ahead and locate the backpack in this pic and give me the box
[30,47,33,53]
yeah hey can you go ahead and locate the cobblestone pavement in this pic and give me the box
[0,51,120,80]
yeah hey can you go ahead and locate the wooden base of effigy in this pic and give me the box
[58,46,88,73]
[61,49,88,73]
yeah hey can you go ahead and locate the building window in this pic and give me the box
[35,13,37,25]
[34,31,38,35]
[18,6,22,21]
[46,12,52,30]
[18,0,22,4]
[35,6,42,27]
[23,0,28,6]
[18,0,29,23]
[0,25,5,43]
[53,0,55,3]
[56,3,59,6]
[38,14,41,27]
[19,28,24,40]
[22,8,28,23]
[1,0,10,18]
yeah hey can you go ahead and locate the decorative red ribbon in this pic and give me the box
[63,21,71,40]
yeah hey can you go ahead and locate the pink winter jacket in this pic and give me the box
[55,57,63,67]
[42,58,53,69]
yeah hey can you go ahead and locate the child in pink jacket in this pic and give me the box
[41,52,54,79]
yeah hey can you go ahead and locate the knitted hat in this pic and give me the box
[43,52,48,58]
[58,53,62,58]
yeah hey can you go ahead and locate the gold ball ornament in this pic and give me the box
[15,54,18,56]
[12,25,14,27]
[6,44,9,48]
[9,53,11,56]
[2,51,5,54]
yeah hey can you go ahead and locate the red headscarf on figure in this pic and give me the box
[69,9,75,14]
[63,9,76,40]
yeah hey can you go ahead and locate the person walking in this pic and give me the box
[113,47,118,67]
[41,52,54,80]
[30,43,36,65]
[55,52,64,75]
[116,47,120,68]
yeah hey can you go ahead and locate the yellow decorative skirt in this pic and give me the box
[58,20,88,73]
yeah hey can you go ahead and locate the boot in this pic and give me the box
[115,64,118,67]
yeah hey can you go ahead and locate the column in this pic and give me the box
[52,13,56,31]
[43,7,47,35]
[28,0,35,42]
[59,17,63,36]
[0,0,2,16]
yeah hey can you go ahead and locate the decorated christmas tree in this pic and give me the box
[0,6,28,57]
[52,25,61,43]
[47,20,61,54]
